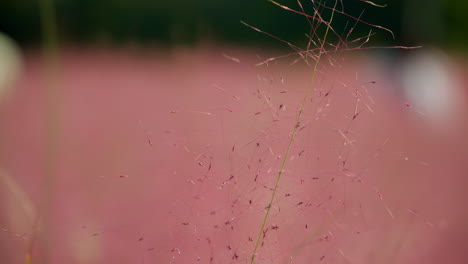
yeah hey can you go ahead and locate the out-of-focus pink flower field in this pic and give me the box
[1,47,467,264]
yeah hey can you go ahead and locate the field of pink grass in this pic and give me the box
[1,47,467,264]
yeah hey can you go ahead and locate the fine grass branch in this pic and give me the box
[247,1,338,263]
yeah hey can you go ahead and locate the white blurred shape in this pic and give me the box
[400,49,464,129]
[0,32,22,102]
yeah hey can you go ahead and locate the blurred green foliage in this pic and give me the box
[0,0,466,50]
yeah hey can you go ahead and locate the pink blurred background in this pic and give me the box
[0,44,467,263]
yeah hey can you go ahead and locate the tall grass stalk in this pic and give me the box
[249,1,338,263]
[32,0,61,262]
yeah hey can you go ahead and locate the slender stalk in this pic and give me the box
[249,2,338,263]
[28,0,61,263]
